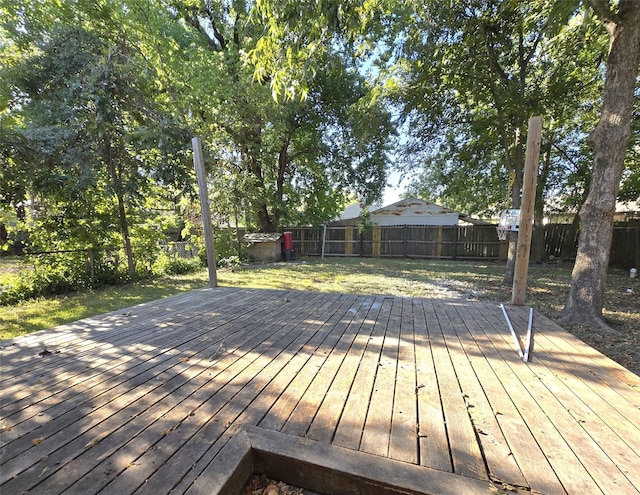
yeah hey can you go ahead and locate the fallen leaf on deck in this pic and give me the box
[85,437,102,448]
[32,438,44,445]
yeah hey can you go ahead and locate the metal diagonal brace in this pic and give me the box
[523,307,534,362]
[500,304,524,359]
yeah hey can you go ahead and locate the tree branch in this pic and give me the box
[480,23,510,85]
[203,6,227,51]
[586,0,618,25]
[185,14,221,51]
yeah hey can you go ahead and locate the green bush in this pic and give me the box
[218,255,243,269]
[0,252,94,305]
[152,252,202,275]
[0,244,205,306]
[214,230,245,266]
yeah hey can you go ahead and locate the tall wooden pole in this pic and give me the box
[192,136,217,288]
[512,116,542,305]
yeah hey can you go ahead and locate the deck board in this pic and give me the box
[2,287,640,495]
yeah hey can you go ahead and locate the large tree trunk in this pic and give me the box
[503,126,524,285]
[562,1,640,325]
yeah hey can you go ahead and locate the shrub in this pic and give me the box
[152,252,202,275]
[0,252,93,305]
[214,230,245,266]
[218,255,243,269]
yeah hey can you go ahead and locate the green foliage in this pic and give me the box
[0,244,205,306]
[2,11,194,278]
[0,252,110,305]
[394,1,607,217]
[358,203,375,234]
[214,229,242,263]
[167,1,394,231]
[152,253,202,276]
[218,255,243,269]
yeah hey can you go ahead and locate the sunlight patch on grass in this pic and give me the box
[0,271,210,340]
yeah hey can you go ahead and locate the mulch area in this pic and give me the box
[243,474,307,495]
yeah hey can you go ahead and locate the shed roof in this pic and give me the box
[241,233,283,243]
[334,197,490,226]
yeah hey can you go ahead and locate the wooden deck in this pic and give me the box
[1,287,640,495]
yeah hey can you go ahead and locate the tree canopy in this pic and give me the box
[1,0,638,325]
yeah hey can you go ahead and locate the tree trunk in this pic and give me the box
[503,126,524,285]
[531,138,552,263]
[562,2,640,324]
[104,140,135,279]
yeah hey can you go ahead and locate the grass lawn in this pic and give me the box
[1,257,638,374]
[0,270,210,340]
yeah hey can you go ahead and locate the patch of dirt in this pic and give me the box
[243,474,307,495]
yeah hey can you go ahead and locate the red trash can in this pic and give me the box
[283,232,293,251]
[283,232,294,261]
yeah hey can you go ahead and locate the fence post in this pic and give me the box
[452,226,458,259]
[322,223,327,259]
[403,226,408,258]
[372,226,381,258]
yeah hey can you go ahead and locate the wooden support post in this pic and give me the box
[372,226,381,258]
[345,227,353,255]
[192,136,217,288]
[512,117,542,305]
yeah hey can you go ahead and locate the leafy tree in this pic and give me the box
[4,16,193,278]
[395,0,612,282]
[168,0,394,232]
[249,0,639,327]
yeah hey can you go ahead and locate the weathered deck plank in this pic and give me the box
[414,298,452,473]
[428,299,488,481]
[472,302,615,494]
[2,287,640,495]
[442,302,528,488]
[454,302,568,495]
[331,297,393,451]
[359,297,401,458]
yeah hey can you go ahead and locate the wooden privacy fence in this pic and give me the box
[544,223,639,268]
[281,224,639,268]
[288,225,503,260]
